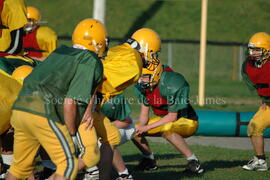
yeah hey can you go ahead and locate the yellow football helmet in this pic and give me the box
[131,28,161,70]
[25,6,41,33]
[248,32,270,68]
[72,18,108,57]
[139,62,163,89]
[27,6,41,22]
[12,65,33,83]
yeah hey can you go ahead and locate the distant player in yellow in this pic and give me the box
[5,18,107,180]
[0,0,27,54]
[242,32,270,171]
[23,6,57,60]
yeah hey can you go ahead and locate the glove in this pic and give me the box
[71,134,80,157]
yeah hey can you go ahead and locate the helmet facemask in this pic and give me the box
[138,62,163,90]
[139,44,160,71]
[24,19,39,34]
[248,44,270,68]
[138,74,152,89]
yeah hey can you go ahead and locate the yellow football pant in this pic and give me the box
[9,110,78,179]
[77,122,100,167]
[248,106,270,136]
[0,69,22,135]
[138,116,198,138]
[93,111,121,146]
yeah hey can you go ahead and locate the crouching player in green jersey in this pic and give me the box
[5,18,106,180]
[133,62,204,175]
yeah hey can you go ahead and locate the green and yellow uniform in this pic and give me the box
[135,66,198,137]
[0,0,27,53]
[77,43,142,167]
[0,54,36,135]
[9,45,103,179]
[95,43,142,143]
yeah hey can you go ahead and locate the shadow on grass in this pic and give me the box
[122,153,182,163]
[201,160,248,171]
[113,154,249,180]
[123,1,165,39]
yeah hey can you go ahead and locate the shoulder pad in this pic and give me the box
[159,71,188,95]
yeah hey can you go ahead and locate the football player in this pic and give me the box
[85,28,163,180]
[133,60,204,174]
[242,32,270,171]
[23,6,57,61]
[5,18,107,180]
[0,51,37,179]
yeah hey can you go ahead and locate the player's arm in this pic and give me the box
[241,60,256,91]
[139,103,150,126]
[63,98,78,135]
[136,112,178,135]
[145,112,178,131]
[5,28,24,54]
[81,88,97,130]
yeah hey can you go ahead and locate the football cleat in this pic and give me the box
[242,156,268,171]
[83,168,99,180]
[185,159,204,174]
[115,173,133,180]
[135,157,158,171]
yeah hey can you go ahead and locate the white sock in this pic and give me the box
[187,154,198,161]
[1,154,13,165]
[118,168,129,175]
[143,153,154,160]
[86,166,99,173]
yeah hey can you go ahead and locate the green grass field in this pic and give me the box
[117,141,270,180]
[25,0,270,42]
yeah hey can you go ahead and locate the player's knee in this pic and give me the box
[81,145,100,167]
[162,121,198,138]
[248,121,264,136]
[103,126,121,146]
[111,130,121,146]
[8,164,33,179]
[55,156,78,180]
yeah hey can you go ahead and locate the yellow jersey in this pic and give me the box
[98,43,143,101]
[0,0,27,52]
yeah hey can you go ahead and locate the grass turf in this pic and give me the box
[116,141,270,180]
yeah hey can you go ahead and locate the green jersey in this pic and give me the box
[99,93,131,121]
[13,45,103,124]
[135,68,197,120]
[0,55,37,74]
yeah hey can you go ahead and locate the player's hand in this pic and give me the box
[260,103,268,110]
[81,111,94,130]
[136,125,149,135]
